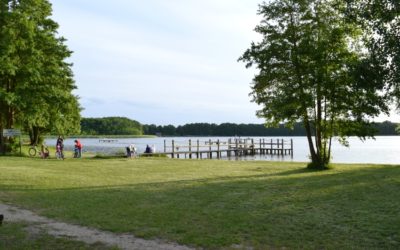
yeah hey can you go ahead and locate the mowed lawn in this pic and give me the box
[0,157,399,249]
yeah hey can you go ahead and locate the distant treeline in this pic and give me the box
[143,121,399,136]
[81,117,143,135]
[80,117,399,136]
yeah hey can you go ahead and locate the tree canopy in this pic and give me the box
[239,0,392,169]
[81,117,143,135]
[0,0,81,150]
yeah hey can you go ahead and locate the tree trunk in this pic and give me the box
[0,123,3,154]
[33,126,40,145]
[29,126,41,145]
[28,128,34,145]
[303,117,319,165]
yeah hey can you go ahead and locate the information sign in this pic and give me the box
[2,129,21,136]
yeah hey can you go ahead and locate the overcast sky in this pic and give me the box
[51,0,399,125]
[51,0,265,125]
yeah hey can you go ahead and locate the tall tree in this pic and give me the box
[0,0,81,150]
[239,0,386,169]
[345,0,400,131]
[349,0,399,99]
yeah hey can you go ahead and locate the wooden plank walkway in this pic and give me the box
[162,138,293,159]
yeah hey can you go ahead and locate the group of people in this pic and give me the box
[126,144,156,158]
[55,136,83,159]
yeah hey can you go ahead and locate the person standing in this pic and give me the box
[56,136,64,159]
[74,139,83,158]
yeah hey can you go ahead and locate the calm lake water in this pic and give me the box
[46,136,400,164]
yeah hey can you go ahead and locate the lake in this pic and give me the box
[45,136,400,164]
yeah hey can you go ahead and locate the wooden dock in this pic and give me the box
[162,138,293,159]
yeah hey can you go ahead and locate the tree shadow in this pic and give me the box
[2,164,399,249]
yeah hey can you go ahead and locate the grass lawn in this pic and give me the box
[0,157,399,249]
[0,222,115,250]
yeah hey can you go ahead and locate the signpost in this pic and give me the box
[3,129,21,137]
[2,129,22,155]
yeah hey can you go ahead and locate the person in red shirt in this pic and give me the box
[74,139,83,158]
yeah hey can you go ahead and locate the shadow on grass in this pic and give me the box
[2,165,400,249]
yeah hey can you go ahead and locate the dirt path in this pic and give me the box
[0,203,195,250]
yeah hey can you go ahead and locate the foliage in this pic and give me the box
[0,157,399,249]
[81,117,143,135]
[346,0,400,101]
[239,0,388,169]
[0,0,81,150]
[345,0,400,133]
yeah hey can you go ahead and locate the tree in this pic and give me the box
[81,117,143,135]
[0,0,81,150]
[345,0,400,132]
[239,0,386,169]
[349,0,399,98]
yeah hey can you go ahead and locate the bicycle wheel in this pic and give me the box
[29,147,37,157]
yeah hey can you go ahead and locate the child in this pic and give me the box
[40,144,49,159]
[74,139,83,158]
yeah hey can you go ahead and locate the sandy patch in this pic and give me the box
[0,203,195,250]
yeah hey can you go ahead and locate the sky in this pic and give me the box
[50,0,264,125]
[50,0,399,126]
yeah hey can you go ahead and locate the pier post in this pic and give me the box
[164,140,166,153]
[209,139,212,159]
[197,140,200,159]
[291,139,293,157]
[235,139,239,156]
[172,140,175,158]
[228,139,231,157]
[277,139,280,155]
[189,139,192,159]
[217,139,220,159]
[270,139,273,154]
[263,139,266,154]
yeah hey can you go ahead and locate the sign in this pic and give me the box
[2,129,21,137]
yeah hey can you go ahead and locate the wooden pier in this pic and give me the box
[162,138,293,159]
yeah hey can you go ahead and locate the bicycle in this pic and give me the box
[29,144,50,158]
[55,145,64,160]
[28,145,39,157]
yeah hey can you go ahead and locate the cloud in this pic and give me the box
[51,0,264,125]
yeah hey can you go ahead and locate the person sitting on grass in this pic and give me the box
[126,144,136,158]
[145,144,151,154]
[130,144,136,158]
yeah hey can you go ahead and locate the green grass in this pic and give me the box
[0,222,116,250]
[0,157,399,249]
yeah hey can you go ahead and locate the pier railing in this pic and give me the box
[163,138,293,159]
